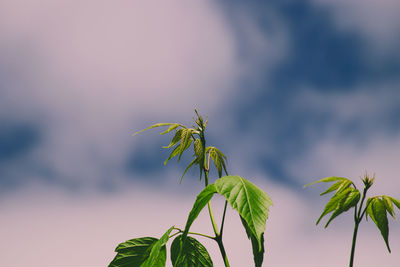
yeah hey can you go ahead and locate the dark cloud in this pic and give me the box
[217,1,400,186]
[1,0,399,192]
[0,122,40,161]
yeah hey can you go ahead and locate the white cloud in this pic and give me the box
[287,87,400,194]
[289,134,400,197]
[0,0,287,186]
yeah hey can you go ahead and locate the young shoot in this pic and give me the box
[109,110,273,267]
[305,173,400,267]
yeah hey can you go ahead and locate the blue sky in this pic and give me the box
[1,0,400,266]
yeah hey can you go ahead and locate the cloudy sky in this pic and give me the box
[1,0,400,266]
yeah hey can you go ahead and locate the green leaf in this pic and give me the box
[316,187,360,227]
[216,148,227,160]
[324,188,360,227]
[193,138,203,160]
[366,197,375,222]
[210,149,222,177]
[220,157,228,176]
[214,175,273,248]
[182,176,272,253]
[367,198,391,252]
[180,158,197,183]
[240,216,264,267]
[162,129,193,164]
[170,235,213,267]
[178,129,193,161]
[382,196,395,218]
[206,146,228,178]
[215,148,228,176]
[306,176,360,227]
[315,178,353,197]
[108,237,159,267]
[114,237,157,253]
[216,148,228,177]
[163,129,183,149]
[181,139,193,161]
[164,144,182,165]
[133,123,177,136]
[160,124,180,135]
[389,196,400,210]
[335,180,353,195]
[142,226,174,267]
[183,184,217,237]
[320,181,342,196]
[304,176,348,187]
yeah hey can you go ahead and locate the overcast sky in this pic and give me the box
[1,1,400,266]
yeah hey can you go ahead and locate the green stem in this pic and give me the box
[216,235,230,267]
[349,220,359,267]
[203,167,219,235]
[171,228,215,240]
[349,185,369,267]
[208,201,220,236]
[220,200,228,235]
[219,169,229,236]
[199,126,230,267]
[187,231,215,240]
[357,187,368,219]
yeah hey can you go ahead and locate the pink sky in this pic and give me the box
[1,0,400,266]
[1,177,399,266]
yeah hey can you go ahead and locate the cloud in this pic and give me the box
[311,0,400,55]
[0,0,287,188]
[0,0,238,185]
[295,84,400,135]
[286,87,400,195]
[289,134,400,196]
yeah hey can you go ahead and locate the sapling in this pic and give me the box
[108,110,273,267]
[305,173,400,267]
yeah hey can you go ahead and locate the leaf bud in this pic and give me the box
[362,173,375,189]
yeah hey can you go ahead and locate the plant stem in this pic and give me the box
[349,220,359,267]
[220,200,228,235]
[349,185,369,267]
[219,168,229,236]
[357,187,368,219]
[199,125,230,267]
[203,167,219,235]
[171,228,215,240]
[216,235,230,267]
[204,163,230,266]
[188,231,215,240]
[208,201,220,236]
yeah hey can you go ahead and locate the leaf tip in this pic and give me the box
[303,182,314,188]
